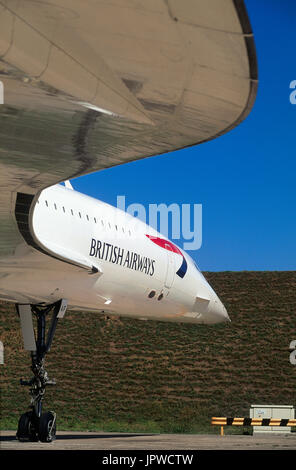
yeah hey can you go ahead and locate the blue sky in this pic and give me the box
[73,0,296,271]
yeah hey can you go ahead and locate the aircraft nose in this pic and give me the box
[208,297,231,323]
[191,290,231,324]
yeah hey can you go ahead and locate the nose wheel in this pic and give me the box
[16,300,67,442]
[17,410,56,443]
[16,411,38,442]
[38,411,57,442]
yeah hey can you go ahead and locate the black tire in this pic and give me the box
[38,411,56,443]
[16,411,38,442]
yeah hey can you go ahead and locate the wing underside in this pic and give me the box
[0,0,257,266]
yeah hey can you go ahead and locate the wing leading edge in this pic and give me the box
[0,0,257,264]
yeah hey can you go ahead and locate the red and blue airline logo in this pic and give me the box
[146,235,187,278]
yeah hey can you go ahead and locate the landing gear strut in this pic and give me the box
[16,299,67,442]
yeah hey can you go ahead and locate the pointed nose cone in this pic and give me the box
[191,291,230,324]
[208,297,231,323]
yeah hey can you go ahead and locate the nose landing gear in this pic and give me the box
[16,299,67,442]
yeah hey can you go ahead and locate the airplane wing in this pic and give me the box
[0,0,257,263]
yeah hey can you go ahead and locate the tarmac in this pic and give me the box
[1,430,296,450]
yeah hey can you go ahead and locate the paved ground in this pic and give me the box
[1,430,296,450]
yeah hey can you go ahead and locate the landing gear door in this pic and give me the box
[164,243,175,289]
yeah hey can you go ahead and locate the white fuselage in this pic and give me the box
[1,185,229,324]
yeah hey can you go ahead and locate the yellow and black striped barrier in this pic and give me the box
[211,417,296,436]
